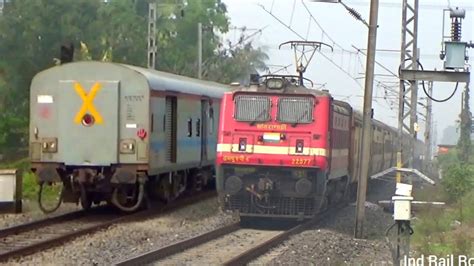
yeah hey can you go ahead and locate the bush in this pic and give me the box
[441,163,474,221]
[0,158,61,205]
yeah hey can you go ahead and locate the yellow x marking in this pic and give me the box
[73,82,103,124]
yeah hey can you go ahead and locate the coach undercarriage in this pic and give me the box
[34,164,213,213]
[218,165,349,219]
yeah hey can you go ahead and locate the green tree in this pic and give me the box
[204,40,269,84]
[442,163,474,221]
[0,0,105,157]
[0,0,268,159]
[154,0,230,76]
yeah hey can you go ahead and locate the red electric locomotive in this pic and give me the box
[216,74,355,220]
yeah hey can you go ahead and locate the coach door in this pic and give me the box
[200,99,209,163]
[165,96,177,163]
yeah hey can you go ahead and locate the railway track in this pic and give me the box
[115,204,346,266]
[0,190,216,263]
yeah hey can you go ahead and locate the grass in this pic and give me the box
[411,189,474,257]
[0,158,62,209]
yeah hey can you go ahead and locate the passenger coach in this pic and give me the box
[29,61,231,212]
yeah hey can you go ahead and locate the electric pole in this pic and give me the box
[398,0,419,174]
[424,81,433,170]
[354,0,379,239]
[198,22,202,79]
[147,2,157,69]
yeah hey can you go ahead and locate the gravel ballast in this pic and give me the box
[2,179,399,265]
[252,179,398,265]
[2,197,237,265]
[0,201,81,229]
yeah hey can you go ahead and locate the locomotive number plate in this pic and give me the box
[291,158,311,165]
[223,155,250,163]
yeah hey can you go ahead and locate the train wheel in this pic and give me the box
[79,184,92,210]
[189,172,203,192]
[158,177,172,203]
[327,181,338,206]
[111,182,145,212]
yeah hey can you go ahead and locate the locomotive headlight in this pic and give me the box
[41,138,58,153]
[238,138,247,152]
[225,175,243,195]
[120,139,136,154]
[295,139,304,153]
[266,78,284,90]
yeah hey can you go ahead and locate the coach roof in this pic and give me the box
[33,61,231,98]
[124,63,232,98]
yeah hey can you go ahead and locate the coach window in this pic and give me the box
[209,107,214,135]
[187,118,192,137]
[196,118,201,137]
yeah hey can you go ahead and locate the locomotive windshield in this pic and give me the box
[277,96,314,124]
[234,95,271,123]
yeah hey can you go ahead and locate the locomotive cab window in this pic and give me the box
[277,97,314,124]
[234,95,271,122]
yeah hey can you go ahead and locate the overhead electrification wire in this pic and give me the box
[259,0,402,117]
[300,0,401,99]
[290,0,297,27]
[258,3,363,89]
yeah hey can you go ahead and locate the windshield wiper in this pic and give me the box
[250,109,268,126]
[291,109,309,127]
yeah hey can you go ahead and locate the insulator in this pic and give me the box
[347,7,363,22]
[451,18,462,41]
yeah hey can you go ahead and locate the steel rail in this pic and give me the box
[0,191,216,263]
[222,220,313,266]
[223,203,347,265]
[0,209,91,238]
[116,202,348,266]
[115,222,241,266]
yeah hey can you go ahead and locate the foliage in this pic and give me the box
[442,164,474,202]
[436,149,458,171]
[442,163,474,220]
[412,191,474,257]
[0,0,268,157]
[457,85,472,163]
[0,158,61,205]
[204,38,269,84]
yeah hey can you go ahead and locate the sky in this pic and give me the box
[220,0,474,146]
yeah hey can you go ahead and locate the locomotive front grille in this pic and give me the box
[225,194,316,218]
[277,96,314,124]
[234,95,271,122]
